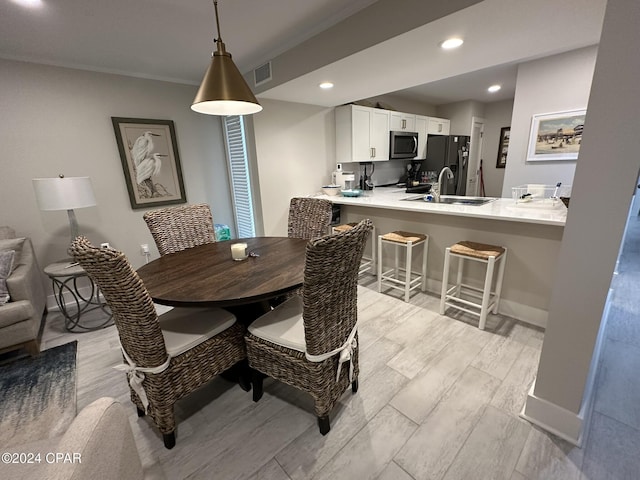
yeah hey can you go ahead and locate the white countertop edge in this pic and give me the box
[313,187,567,227]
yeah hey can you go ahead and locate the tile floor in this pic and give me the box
[37,214,640,479]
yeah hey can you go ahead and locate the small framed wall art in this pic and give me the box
[527,109,586,161]
[496,126,510,168]
[112,117,187,209]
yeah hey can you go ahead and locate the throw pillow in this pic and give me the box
[0,238,25,266]
[0,249,16,305]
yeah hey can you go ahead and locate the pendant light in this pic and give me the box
[191,0,262,116]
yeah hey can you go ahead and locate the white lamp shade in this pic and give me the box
[33,176,97,211]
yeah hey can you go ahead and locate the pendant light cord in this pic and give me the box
[213,0,222,44]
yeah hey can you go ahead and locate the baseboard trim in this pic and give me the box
[520,382,585,446]
[519,288,614,446]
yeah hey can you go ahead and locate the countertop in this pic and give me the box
[315,187,567,226]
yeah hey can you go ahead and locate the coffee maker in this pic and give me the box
[331,163,355,190]
[359,162,375,190]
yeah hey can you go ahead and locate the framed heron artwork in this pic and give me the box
[112,117,187,209]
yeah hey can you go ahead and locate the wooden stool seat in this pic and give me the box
[450,241,505,260]
[440,240,507,330]
[378,230,428,302]
[381,231,428,244]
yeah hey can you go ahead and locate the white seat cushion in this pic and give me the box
[158,307,236,357]
[248,295,306,352]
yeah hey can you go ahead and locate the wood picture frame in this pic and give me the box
[496,126,510,168]
[112,117,186,209]
[526,109,586,161]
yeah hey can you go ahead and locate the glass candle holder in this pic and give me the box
[231,242,248,261]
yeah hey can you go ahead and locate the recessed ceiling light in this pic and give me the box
[440,38,464,50]
[11,0,44,8]
[488,84,502,93]
[319,82,334,90]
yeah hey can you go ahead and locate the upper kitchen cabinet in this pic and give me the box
[336,105,390,162]
[428,117,451,135]
[415,115,428,159]
[390,112,416,132]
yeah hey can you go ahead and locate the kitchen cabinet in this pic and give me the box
[427,117,450,135]
[335,105,390,162]
[390,112,416,132]
[415,115,428,159]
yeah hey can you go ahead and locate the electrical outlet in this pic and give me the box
[140,244,150,255]
[100,242,111,249]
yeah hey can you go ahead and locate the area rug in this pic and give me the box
[0,341,77,448]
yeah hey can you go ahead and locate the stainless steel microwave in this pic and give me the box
[389,131,419,159]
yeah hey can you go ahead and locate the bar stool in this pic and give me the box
[377,231,428,302]
[332,222,377,275]
[440,241,507,330]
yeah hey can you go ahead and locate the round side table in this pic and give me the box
[44,260,113,332]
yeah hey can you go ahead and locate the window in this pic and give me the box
[223,115,256,237]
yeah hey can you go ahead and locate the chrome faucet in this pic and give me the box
[434,167,454,201]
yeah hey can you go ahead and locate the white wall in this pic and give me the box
[0,59,233,275]
[481,99,514,197]
[523,0,640,443]
[437,100,485,136]
[252,99,336,236]
[501,46,598,196]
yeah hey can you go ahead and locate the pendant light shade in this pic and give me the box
[191,1,262,116]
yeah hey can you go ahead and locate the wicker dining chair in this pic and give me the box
[143,203,217,256]
[69,236,247,449]
[287,197,333,240]
[245,219,373,434]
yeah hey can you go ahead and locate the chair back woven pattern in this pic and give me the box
[143,203,216,256]
[303,219,373,355]
[287,197,333,241]
[69,236,168,368]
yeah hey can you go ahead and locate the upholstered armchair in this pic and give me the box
[0,226,47,356]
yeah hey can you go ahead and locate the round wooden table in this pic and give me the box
[136,237,308,315]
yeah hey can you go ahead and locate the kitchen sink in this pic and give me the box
[402,195,496,206]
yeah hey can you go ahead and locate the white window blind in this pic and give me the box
[223,115,256,238]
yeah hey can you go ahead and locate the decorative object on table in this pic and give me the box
[143,203,216,256]
[340,189,363,197]
[32,175,96,245]
[527,109,586,161]
[246,219,373,435]
[0,341,77,449]
[69,236,248,449]
[0,228,47,357]
[44,260,113,332]
[496,126,510,168]
[512,184,572,207]
[230,242,248,261]
[191,0,262,116]
[321,185,342,196]
[112,117,186,209]
[287,197,333,241]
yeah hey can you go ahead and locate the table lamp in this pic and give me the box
[33,175,97,245]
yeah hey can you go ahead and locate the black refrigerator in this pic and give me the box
[425,135,470,195]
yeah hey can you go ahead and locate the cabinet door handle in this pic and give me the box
[402,119,406,129]
[371,147,376,158]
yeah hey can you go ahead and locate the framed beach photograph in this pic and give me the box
[496,126,510,168]
[112,117,187,209]
[527,109,586,161]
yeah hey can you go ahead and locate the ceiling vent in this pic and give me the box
[254,61,272,87]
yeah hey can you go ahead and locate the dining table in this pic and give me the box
[136,236,308,322]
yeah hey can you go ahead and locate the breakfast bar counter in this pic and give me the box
[316,187,568,329]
